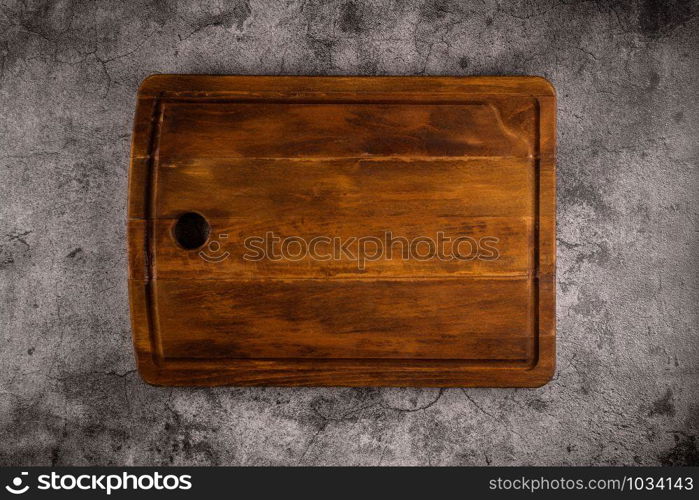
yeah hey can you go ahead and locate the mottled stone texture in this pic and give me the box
[0,0,697,466]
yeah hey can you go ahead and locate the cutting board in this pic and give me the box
[128,75,556,386]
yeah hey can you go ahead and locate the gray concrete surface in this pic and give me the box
[1,0,697,466]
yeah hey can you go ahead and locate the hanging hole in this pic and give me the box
[173,212,210,250]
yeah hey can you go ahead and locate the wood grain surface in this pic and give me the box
[128,75,556,386]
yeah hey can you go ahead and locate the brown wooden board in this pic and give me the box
[128,75,556,387]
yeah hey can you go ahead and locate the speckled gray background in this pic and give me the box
[1,0,697,466]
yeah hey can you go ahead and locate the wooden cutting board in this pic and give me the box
[128,75,556,387]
